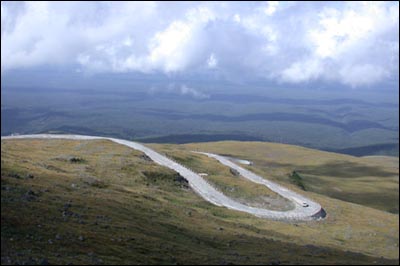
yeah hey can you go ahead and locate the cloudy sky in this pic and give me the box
[1,1,399,88]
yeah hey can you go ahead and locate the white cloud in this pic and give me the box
[1,1,398,88]
[233,14,241,23]
[339,64,389,87]
[280,58,322,83]
[151,83,209,99]
[264,1,279,16]
[207,53,218,68]
[278,1,399,87]
[179,84,210,99]
[149,20,197,72]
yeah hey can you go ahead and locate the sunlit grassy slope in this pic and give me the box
[150,141,399,214]
[157,148,294,211]
[1,139,399,265]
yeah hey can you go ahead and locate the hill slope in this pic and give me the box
[1,139,399,264]
[150,141,399,214]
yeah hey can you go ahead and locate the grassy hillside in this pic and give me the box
[151,141,398,214]
[160,149,294,211]
[1,139,399,265]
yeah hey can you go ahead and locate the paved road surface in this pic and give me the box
[1,134,325,221]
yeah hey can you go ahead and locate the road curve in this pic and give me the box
[1,134,325,221]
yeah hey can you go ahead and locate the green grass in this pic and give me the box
[289,171,306,191]
[1,139,399,265]
[158,146,294,211]
[174,141,399,214]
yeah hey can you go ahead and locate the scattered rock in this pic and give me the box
[69,157,85,163]
[81,176,107,188]
[26,174,34,179]
[269,259,281,265]
[40,258,50,265]
[22,189,38,201]
[219,259,234,265]
[94,258,103,264]
[2,185,12,191]
[78,236,85,241]
[62,211,71,217]
[229,168,240,176]
[9,173,22,179]
[174,174,189,188]
[140,154,153,162]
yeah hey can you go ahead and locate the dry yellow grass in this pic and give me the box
[153,147,294,210]
[168,141,399,214]
[150,141,399,259]
[1,139,399,264]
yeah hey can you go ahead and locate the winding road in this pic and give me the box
[1,134,325,221]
